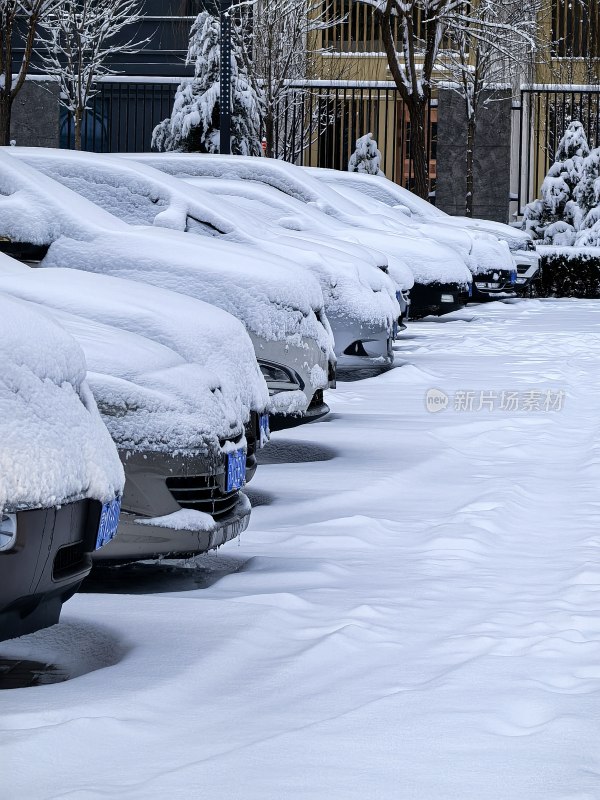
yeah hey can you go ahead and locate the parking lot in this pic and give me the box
[2,298,599,799]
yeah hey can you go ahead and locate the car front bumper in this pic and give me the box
[327,312,394,373]
[513,250,542,293]
[251,334,333,425]
[471,268,518,301]
[0,498,103,642]
[97,495,251,562]
[94,448,250,563]
[409,282,470,318]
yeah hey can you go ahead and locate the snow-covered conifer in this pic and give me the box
[152,11,262,155]
[522,121,590,243]
[348,133,384,176]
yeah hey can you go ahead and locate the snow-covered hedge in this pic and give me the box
[537,245,600,298]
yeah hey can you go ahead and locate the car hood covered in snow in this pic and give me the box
[0,293,124,513]
[0,255,269,420]
[0,150,332,360]
[26,303,245,458]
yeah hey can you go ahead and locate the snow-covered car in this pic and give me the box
[0,293,123,641]
[0,256,270,482]
[0,257,254,563]
[304,167,519,303]
[125,152,472,318]
[0,149,333,428]
[310,167,540,296]
[11,147,397,375]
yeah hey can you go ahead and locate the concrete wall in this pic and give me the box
[10,80,60,148]
[436,88,512,224]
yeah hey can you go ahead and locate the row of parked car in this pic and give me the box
[0,148,541,644]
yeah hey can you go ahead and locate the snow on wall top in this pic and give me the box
[0,293,124,513]
[0,256,269,418]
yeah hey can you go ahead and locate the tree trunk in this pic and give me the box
[465,113,475,217]
[0,95,13,146]
[265,111,274,158]
[74,109,83,151]
[407,97,430,201]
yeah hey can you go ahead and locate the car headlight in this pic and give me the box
[258,361,303,393]
[0,513,17,551]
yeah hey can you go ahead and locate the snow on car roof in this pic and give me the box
[0,293,124,513]
[186,179,400,328]
[0,255,268,418]
[9,148,395,330]
[0,151,329,353]
[0,149,129,244]
[42,227,330,352]
[308,167,532,250]
[128,154,468,285]
[305,166,448,221]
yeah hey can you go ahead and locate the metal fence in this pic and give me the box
[518,86,600,209]
[62,78,437,190]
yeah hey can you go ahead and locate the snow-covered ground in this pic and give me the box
[3,298,600,799]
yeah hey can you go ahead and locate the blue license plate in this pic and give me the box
[259,413,270,447]
[227,448,247,492]
[95,496,121,550]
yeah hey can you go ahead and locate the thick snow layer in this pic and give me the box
[0,150,330,359]
[0,256,269,418]
[19,302,244,457]
[0,294,123,512]
[3,299,600,798]
[41,227,330,355]
[0,149,129,244]
[183,175,468,286]
[9,148,397,330]
[127,153,468,286]
[306,166,533,252]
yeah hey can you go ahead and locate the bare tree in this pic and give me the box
[37,0,146,150]
[237,0,353,160]
[349,0,451,199]
[0,0,56,145]
[442,0,538,215]
[353,0,541,200]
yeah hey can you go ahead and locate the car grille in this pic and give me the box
[53,540,87,580]
[166,474,240,520]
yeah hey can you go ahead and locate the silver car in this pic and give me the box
[0,261,258,563]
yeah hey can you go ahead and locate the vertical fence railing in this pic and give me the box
[61,78,437,192]
[518,86,600,210]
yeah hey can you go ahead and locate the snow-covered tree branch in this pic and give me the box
[353,0,542,200]
[37,0,146,150]
[236,0,353,160]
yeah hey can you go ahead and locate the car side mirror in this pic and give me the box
[393,204,412,217]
